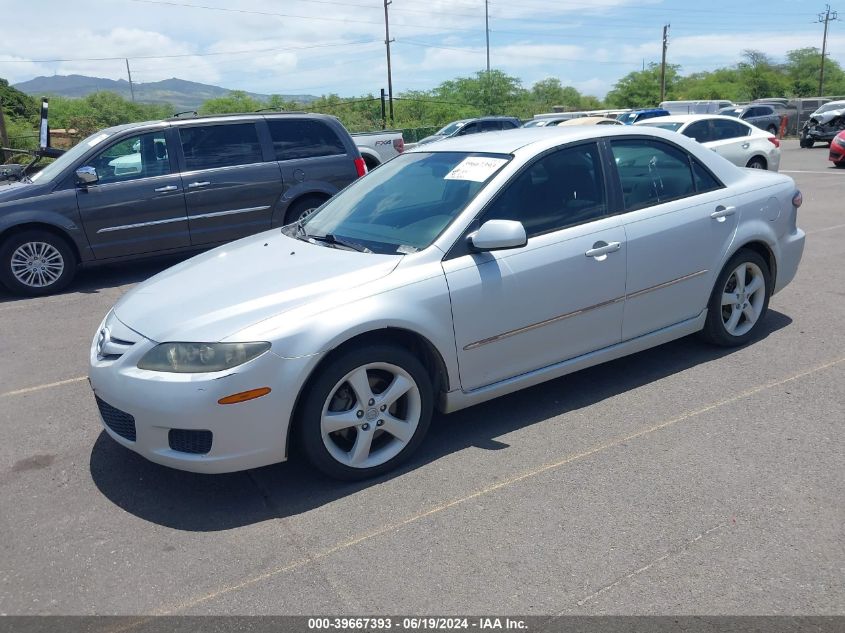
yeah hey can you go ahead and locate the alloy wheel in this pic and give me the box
[320,362,422,469]
[720,261,766,337]
[10,241,65,288]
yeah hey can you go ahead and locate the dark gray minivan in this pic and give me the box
[0,113,365,296]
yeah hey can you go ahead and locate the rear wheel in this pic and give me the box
[0,229,77,296]
[767,125,778,135]
[700,249,771,347]
[746,156,766,169]
[298,345,434,480]
[799,136,814,148]
[284,195,328,225]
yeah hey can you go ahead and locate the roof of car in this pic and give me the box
[634,114,750,124]
[94,111,337,135]
[407,124,683,155]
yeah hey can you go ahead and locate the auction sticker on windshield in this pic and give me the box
[444,157,508,182]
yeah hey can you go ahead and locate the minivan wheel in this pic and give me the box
[700,249,771,347]
[285,195,327,225]
[746,157,766,169]
[298,345,433,480]
[0,230,77,296]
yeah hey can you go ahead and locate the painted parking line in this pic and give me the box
[146,355,845,617]
[0,376,87,398]
[781,170,844,175]
[807,222,845,235]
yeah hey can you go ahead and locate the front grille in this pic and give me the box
[168,429,213,455]
[95,396,136,442]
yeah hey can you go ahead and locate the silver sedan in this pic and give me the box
[89,126,805,480]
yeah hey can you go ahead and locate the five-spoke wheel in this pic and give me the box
[299,345,433,479]
[701,249,771,346]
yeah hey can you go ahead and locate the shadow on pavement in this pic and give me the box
[90,310,793,532]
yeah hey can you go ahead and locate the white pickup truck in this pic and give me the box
[351,130,405,170]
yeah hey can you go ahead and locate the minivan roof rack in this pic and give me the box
[172,110,198,118]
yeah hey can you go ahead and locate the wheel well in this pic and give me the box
[362,154,380,170]
[0,223,80,263]
[748,155,767,168]
[284,193,330,224]
[286,328,451,457]
[736,240,777,288]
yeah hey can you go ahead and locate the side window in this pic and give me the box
[610,139,695,210]
[502,120,518,130]
[179,123,262,171]
[481,143,606,238]
[480,120,500,133]
[459,122,480,135]
[692,160,723,193]
[683,121,712,143]
[90,132,170,184]
[266,119,346,160]
[711,119,750,140]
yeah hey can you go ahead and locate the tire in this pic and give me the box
[0,229,77,297]
[746,156,766,170]
[799,137,814,149]
[767,125,778,135]
[363,155,380,172]
[284,195,328,225]
[700,249,771,347]
[298,344,434,480]
[835,161,845,169]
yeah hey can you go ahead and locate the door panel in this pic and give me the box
[444,220,626,391]
[76,131,190,259]
[178,123,284,246]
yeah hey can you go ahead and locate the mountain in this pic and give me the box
[12,75,317,111]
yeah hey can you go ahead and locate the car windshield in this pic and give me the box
[295,151,510,255]
[522,120,547,127]
[29,129,113,183]
[637,121,684,132]
[435,121,465,136]
[616,112,638,124]
[719,108,742,117]
[815,101,845,114]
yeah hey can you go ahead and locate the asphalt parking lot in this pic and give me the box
[1,140,843,616]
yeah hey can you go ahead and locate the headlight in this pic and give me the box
[137,342,271,373]
[834,136,845,147]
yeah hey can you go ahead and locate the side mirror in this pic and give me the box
[468,220,527,252]
[75,166,98,186]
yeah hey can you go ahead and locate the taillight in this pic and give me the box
[768,136,780,148]
[792,190,803,208]
[393,137,405,153]
[353,157,367,178]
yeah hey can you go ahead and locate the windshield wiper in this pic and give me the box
[307,233,372,253]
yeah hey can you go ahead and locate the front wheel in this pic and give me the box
[0,230,77,296]
[700,249,771,347]
[298,345,434,480]
[799,136,814,149]
[767,125,778,135]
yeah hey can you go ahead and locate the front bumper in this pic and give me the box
[829,142,845,164]
[88,313,320,474]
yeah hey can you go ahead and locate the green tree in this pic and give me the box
[1,78,38,120]
[605,63,680,108]
[198,90,264,115]
[784,47,845,96]
[736,50,788,100]
[530,78,583,111]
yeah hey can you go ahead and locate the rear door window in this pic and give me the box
[266,119,346,160]
[179,123,262,171]
[480,120,500,133]
[610,139,696,210]
[683,121,712,143]
[711,119,750,140]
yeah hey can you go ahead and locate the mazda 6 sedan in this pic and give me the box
[89,126,805,480]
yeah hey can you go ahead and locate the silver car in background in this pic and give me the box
[89,126,805,480]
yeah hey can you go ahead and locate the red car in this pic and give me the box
[830,130,845,167]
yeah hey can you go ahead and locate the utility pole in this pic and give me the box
[383,0,394,125]
[125,58,136,102]
[818,5,839,96]
[659,24,670,102]
[485,0,490,73]
[0,98,9,163]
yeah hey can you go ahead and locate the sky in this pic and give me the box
[1,0,843,99]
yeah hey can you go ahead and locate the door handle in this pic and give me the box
[585,241,621,259]
[154,185,179,193]
[187,181,211,188]
[742,143,750,149]
[710,206,736,221]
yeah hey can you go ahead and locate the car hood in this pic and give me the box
[113,230,401,342]
[0,180,45,203]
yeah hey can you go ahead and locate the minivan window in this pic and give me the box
[179,123,262,171]
[29,129,114,183]
[89,132,170,184]
[267,119,346,160]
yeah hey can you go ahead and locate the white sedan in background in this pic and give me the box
[636,114,781,171]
